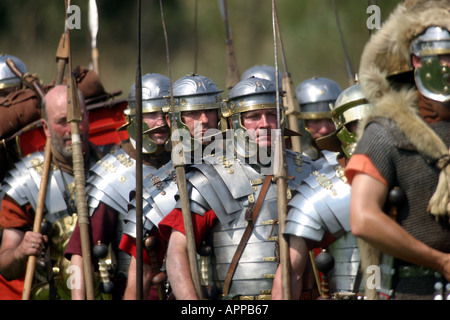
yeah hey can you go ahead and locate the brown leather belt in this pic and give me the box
[222,175,273,296]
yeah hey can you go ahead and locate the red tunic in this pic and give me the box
[0,195,34,299]
[64,202,128,300]
[64,202,117,263]
[0,274,23,300]
[345,153,387,186]
[119,230,167,267]
[158,208,218,249]
[0,195,34,230]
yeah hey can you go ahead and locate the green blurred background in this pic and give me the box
[0,0,402,98]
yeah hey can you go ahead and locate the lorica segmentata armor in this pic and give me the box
[122,159,178,238]
[1,151,75,224]
[284,150,363,295]
[175,148,322,296]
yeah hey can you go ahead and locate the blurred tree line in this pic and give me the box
[0,0,402,98]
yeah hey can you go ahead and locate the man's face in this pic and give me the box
[181,109,218,145]
[240,109,278,149]
[42,86,90,160]
[346,120,358,134]
[143,111,170,146]
[305,118,335,141]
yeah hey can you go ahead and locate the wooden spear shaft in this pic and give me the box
[65,0,95,300]
[273,3,302,154]
[159,0,203,299]
[67,79,95,300]
[275,149,291,300]
[272,0,291,300]
[12,1,67,297]
[89,0,100,76]
[23,21,68,300]
[175,165,203,298]
[332,0,355,86]
[219,0,240,90]
[4,57,50,300]
[55,33,69,85]
[21,138,52,300]
[55,1,69,86]
[134,0,144,300]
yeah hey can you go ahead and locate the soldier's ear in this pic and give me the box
[41,118,51,138]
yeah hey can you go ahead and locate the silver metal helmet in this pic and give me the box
[222,77,281,157]
[165,74,223,152]
[316,83,371,158]
[411,26,450,102]
[241,65,282,89]
[122,73,171,154]
[127,73,171,115]
[0,54,27,92]
[296,77,342,119]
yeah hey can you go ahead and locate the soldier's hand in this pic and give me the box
[444,255,450,282]
[441,253,450,282]
[19,231,47,259]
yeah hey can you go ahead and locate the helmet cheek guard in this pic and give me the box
[315,83,372,157]
[335,125,357,159]
[126,120,157,154]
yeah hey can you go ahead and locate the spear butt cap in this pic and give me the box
[93,241,108,259]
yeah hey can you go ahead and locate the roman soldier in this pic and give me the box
[273,83,372,300]
[159,77,322,299]
[119,73,225,299]
[64,73,172,299]
[296,77,342,160]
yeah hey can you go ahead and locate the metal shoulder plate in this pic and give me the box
[284,152,351,242]
[312,150,341,170]
[182,150,320,225]
[86,149,157,218]
[122,160,178,238]
[0,151,74,224]
[183,153,255,226]
[285,149,322,190]
[206,158,283,295]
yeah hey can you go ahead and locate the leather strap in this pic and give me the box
[222,175,273,296]
[43,245,56,300]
